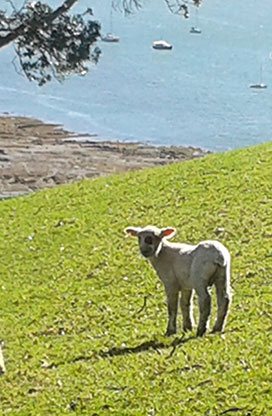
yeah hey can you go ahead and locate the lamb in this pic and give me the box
[125,225,231,337]
[0,346,5,375]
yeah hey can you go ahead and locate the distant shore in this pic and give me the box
[0,114,210,199]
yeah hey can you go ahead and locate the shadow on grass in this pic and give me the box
[47,335,197,368]
[99,334,196,359]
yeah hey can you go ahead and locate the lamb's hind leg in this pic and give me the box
[212,277,231,333]
[180,290,194,332]
[195,286,211,337]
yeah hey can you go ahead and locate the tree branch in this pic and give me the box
[0,0,78,49]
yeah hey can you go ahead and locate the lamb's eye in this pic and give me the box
[144,236,153,245]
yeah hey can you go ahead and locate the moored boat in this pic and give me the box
[101,33,120,43]
[190,26,202,34]
[249,64,267,89]
[249,83,267,89]
[152,40,172,50]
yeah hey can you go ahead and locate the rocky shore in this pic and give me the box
[0,115,210,199]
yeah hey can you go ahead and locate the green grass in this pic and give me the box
[0,143,272,415]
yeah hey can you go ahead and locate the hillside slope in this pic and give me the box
[0,143,271,415]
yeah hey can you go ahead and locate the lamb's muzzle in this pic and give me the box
[125,225,232,337]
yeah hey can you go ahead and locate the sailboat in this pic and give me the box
[102,9,120,43]
[249,64,267,89]
[190,8,202,34]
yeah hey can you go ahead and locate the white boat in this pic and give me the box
[152,40,173,50]
[249,83,267,89]
[190,8,202,34]
[102,9,119,43]
[249,64,267,89]
[190,26,202,34]
[101,33,120,43]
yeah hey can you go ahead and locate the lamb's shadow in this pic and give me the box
[99,335,196,358]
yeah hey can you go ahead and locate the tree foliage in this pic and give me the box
[0,0,202,86]
[113,0,202,18]
[0,0,101,86]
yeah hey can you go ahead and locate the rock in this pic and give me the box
[0,115,210,199]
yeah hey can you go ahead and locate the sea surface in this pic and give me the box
[1,0,272,151]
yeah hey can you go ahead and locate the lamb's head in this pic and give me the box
[125,225,176,258]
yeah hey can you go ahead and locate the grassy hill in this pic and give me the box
[0,143,271,415]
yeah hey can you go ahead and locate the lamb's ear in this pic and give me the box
[160,227,176,239]
[124,227,141,237]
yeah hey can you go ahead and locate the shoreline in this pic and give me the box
[0,114,210,199]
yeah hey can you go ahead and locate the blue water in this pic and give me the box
[1,0,272,151]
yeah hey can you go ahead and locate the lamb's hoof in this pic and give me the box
[165,328,176,337]
[183,324,193,332]
[196,327,206,337]
[211,326,222,334]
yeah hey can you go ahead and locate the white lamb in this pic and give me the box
[0,346,5,375]
[125,225,231,337]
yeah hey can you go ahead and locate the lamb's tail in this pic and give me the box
[214,245,230,268]
[214,248,232,294]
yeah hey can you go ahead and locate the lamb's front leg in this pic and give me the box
[195,287,211,337]
[180,289,194,331]
[165,290,179,336]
